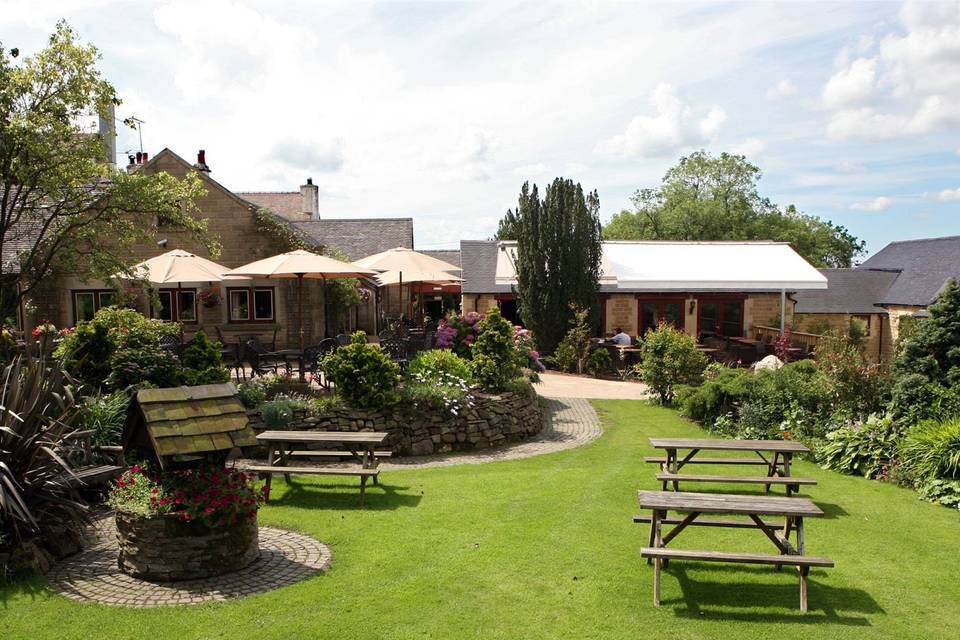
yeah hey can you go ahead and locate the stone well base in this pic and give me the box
[116,511,259,581]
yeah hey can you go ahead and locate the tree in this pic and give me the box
[0,22,212,321]
[603,151,865,268]
[890,279,960,424]
[508,178,602,355]
[494,208,519,240]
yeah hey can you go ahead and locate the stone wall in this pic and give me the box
[248,388,543,456]
[116,511,259,581]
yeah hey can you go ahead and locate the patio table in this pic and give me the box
[637,490,832,611]
[267,348,305,382]
[648,438,812,494]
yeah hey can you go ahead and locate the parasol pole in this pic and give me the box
[297,273,305,352]
[399,271,404,322]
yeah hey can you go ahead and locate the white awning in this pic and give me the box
[494,241,827,291]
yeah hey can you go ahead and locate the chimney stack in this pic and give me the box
[300,177,319,220]
[194,149,210,173]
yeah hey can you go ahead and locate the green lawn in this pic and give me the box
[2,400,958,639]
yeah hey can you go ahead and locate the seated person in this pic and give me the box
[609,328,632,345]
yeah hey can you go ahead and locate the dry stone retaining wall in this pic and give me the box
[248,389,543,457]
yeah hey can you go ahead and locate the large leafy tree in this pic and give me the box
[603,151,865,268]
[0,22,212,321]
[511,178,602,354]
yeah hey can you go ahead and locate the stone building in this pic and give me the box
[794,235,960,362]
[26,148,413,345]
[460,239,828,340]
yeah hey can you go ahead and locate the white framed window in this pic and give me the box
[73,290,119,324]
[228,287,274,322]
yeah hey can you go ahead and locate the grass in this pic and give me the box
[2,400,958,639]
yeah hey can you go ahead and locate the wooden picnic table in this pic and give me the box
[250,431,390,505]
[636,490,832,612]
[647,438,813,495]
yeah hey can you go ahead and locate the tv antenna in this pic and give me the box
[122,115,146,152]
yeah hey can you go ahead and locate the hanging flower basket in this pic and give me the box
[199,287,222,308]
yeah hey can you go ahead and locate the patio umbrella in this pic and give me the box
[355,247,461,320]
[229,250,377,351]
[118,249,248,324]
[376,270,463,321]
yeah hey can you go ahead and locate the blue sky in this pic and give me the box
[2,0,959,256]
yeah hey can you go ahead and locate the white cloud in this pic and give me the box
[595,84,726,157]
[823,1,960,140]
[850,196,893,211]
[938,187,960,201]
[731,138,767,158]
[766,79,797,100]
[513,162,549,176]
[822,57,877,108]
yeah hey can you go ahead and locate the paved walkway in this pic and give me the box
[534,371,650,400]
[47,515,331,607]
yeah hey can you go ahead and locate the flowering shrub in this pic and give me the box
[403,370,475,416]
[31,319,57,339]
[435,312,484,358]
[514,326,544,373]
[774,329,793,362]
[108,464,266,528]
[408,349,473,383]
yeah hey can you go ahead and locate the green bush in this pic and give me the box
[547,306,591,374]
[57,307,181,392]
[890,279,960,422]
[261,396,298,429]
[678,365,754,426]
[817,414,901,479]
[471,308,521,392]
[638,324,708,404]
[814,332,889,418]
[890,375,960,426]
[899,418,960,483]
[322,332,400,408]
[915,478,960,509]
[408,349,473,385]
[178,329,230,386]
[586,348,611,378]
[237,381,267,409]
[76,390,130,447]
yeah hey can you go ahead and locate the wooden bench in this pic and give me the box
[655,472,817,495]
[644,455,778,466]
[244,464,381,506]
[287,450,393,459]
[633,514,784,529]
[640,547,834,611]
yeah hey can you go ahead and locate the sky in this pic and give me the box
[2,0,960,256]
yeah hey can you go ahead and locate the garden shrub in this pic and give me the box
[678,365,754,426]
[898,417,960,483]
[638,324,708,404]
[890,279,960,422]
[260,396,298,429]
[178,329,230,386]
[471,308,521,392]
[586,348,611,378]
[57,307,181,392]
[817,413,902,479]
[814,331,889,419]
[322,332,400,408]
[547,305,591,374]
[890,375,960,426]
[237,380,267,409]
[76,390,130,447]
[403,371,474,416]
[435,312,484,358]
[408,349,473,384]
[915,478,960,509]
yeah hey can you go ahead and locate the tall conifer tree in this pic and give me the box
[509,178,602,354]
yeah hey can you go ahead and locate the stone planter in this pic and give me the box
[115,511,259,581]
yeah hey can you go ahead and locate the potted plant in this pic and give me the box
[198,287,222,308]
[107,464,266,581]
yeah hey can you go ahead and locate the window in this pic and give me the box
[154,288,197,323]
[73,290,119,324]
[698,299,744,337]
[638,300,684,335]
[851,314,871,337]
[228,287,274,322]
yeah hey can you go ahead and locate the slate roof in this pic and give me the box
[859,235,960,307]
[794,269,900,314]
[236,192,310,221]
[291,218,414,261]
[460,240,513,294]
[420,249,461,270]
[123,383,256,468]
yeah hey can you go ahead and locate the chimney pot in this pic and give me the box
[194,149,211,173]
[135,151,142,163]
[142,152,148,162]
[300,178,319,220]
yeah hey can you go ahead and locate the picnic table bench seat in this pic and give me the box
[633,514,784,529]
[655,472,817,495]
[244,464,381,504]
[287,450,393,459]
[643,455,781,466]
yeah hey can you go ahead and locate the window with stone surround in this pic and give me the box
[154,289,197,323]
[72,289,119,324]
[227,287,274,322]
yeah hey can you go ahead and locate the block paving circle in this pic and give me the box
[47,516,331,607]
